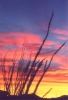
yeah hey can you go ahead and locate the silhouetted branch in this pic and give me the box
[23,11,54,95]
[33,60,47,94]
[42,88,52,98]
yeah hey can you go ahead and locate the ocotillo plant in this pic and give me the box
[1,11,66,96]
[19,11,54,95]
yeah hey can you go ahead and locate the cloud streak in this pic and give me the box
[51,28,68,36]
[0,31,67,71]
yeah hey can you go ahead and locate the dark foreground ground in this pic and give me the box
[0,94,68,100]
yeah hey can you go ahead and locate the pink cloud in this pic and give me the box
[0,31,58,56]
[53,55,68,69]
[51,28,68,36]
[44,40,57,46]
[0,32,42,49]
[0,32,67,72]
[0,32,42,59]
[57,36,68,40]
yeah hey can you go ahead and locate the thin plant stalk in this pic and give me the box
[19,11,54,95]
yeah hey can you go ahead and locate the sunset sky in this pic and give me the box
[0,0,68,98]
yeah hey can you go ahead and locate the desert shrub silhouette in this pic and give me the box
[1,12,66,98]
